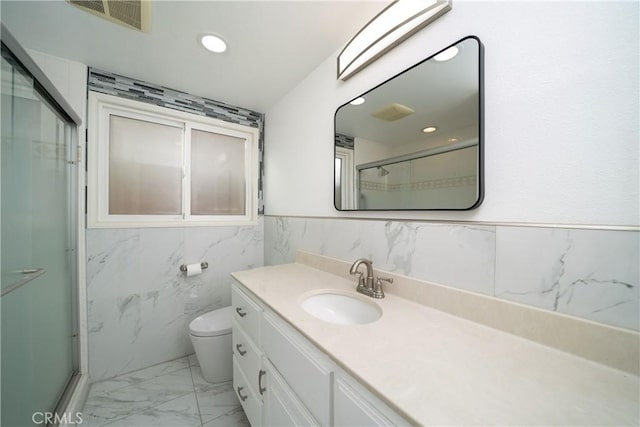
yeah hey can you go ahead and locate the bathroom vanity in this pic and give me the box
[231,282,407,426]
[231,252,639,426]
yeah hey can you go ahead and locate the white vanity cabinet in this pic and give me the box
[233,359,262,425]
[232,283,326,426]
[231,284,264,426]
[333,370,409,427]
[232,282,408,427]
[262,311,332,425]
[263,359,319,426]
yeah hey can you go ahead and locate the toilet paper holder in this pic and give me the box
[180,262,209,272]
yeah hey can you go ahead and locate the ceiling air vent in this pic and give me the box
[67,0,150,32]
[371,103,415,122]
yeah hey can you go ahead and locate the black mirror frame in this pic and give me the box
[333,35,484,212]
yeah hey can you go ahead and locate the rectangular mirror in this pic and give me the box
[334,36,484,211]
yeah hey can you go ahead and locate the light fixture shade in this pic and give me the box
[337,0,452,81]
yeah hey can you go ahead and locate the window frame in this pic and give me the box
[88,92,259,228]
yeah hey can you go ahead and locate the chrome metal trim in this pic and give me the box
[1,268,46,297]
[235,344,247,356]
[337,0,452,80]
[264,215,639,232]
[258,369,266,395]
[49,372,81,427]
[236,386,248,402]
[356,139,477,172]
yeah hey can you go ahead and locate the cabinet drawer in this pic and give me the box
[232,321,262,396]
[233,359,262,427]
[232,283,261,344]
[262,312,332,426]
[264,360,319,427]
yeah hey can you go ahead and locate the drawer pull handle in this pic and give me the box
[235,307,247,317]
[237,386,248,402]
[258,369,266,395]
[236,344,247,356]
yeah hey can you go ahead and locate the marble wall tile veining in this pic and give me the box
[86,228,144,301]
[265,217,496,294]
[264,216,638,332]
[87,218,263,381]
[407,224,496,295]
[495,227,639,331]
[88,214,636,380]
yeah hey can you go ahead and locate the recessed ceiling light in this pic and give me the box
[433,46,459,62]
[422,126,438,133]
[200,34,227,53]
[350,97,366,106]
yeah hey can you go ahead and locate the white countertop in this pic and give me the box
[232,263,639,426]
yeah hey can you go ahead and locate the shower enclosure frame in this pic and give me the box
[1,22,90,424]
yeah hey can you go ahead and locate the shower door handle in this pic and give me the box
[1,268,45,297]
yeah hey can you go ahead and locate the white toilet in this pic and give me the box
[189,306,233,383]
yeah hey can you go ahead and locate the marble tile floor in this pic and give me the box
[82,355,249,427]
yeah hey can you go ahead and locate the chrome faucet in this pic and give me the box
[349,258,393,299]
[349,258,374,291]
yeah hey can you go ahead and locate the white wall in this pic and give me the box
[27,49,87,121]
[264,1,639,227]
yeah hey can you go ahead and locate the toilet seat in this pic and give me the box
[189,306,233,337]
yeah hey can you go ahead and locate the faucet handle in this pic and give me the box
[373,276,393,298]
[354,271,365,288]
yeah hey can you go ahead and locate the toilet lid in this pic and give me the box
[189,306,233,337]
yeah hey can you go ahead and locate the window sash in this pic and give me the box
[88,92,258,228]
[186,125,248,218]
[108,114,184,216]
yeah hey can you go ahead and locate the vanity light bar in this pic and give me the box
[337,0,452,81]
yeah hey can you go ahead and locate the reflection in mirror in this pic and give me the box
[334,36,483,211]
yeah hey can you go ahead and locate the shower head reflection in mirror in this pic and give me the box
[377,166,390,177]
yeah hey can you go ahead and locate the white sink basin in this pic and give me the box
[300,292,382,325]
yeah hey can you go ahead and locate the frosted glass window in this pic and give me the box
[88,92,258,227]
[191,129,246,215]
[109,115,182,214]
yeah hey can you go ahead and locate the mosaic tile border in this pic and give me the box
[88,67,265,214]
[360,175,476,192]
[335,133,354,150]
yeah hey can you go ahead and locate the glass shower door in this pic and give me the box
[1,45,78,426]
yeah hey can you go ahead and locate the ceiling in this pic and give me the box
[0,0,386,112]
[336,37,480,151]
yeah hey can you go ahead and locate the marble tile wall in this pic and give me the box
[87,218,263,381]
[264,216,639,332]
[88,215,637,381]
